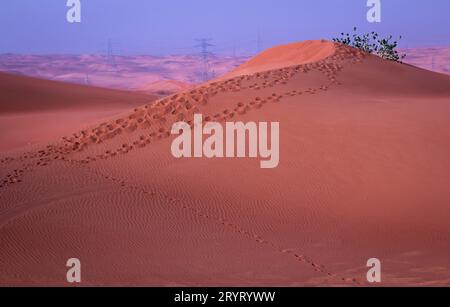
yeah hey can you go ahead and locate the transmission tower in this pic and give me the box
[195,38,214,81]
[256,30,262,54]
[106,38,117,70]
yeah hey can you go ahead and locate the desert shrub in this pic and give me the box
[333,27,406,62]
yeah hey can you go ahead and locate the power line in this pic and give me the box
[195,38,214,81]
[106,38,117,70]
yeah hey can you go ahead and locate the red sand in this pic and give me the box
[0,41,449,286]
[138,79,193,96]
[0,72,156,151]
[221,40,335,79]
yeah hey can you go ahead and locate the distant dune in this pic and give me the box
[0,54,247,92]
[0,46,448,97]
[138,79,193,96]
[0,41,449,286]
[0,72,156,151]
[401,46,450,75]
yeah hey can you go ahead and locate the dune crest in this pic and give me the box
[222,40,336,79]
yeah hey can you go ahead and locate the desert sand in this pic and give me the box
[137,79,193,96]
[0,40,449,286]
[0,72,156,151]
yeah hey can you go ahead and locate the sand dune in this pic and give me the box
[0,54,247,91]
[400,46,450,75]
[138,79,192,96]
[0,41,449,286]
[0,72,156,151]
[221,40,335,79]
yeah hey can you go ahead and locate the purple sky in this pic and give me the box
[1,0,449,55]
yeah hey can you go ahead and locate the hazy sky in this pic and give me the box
[1,0,449,55]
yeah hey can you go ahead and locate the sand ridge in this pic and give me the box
[221,40,337,79]
[0,72,158,151]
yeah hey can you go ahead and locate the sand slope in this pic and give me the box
[0,71,157,113]
[0,41,449,286]
[221,40,335,79]
[0,72,156,151]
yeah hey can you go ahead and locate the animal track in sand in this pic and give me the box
[60,159,363,285]
[0,44,370,286]
[0,161,37,189]
[0,43,366,186]
[1,79,340,172]
[0,156,16,165]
